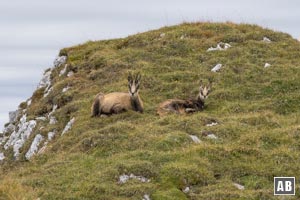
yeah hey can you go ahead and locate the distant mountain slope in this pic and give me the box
[0,22,300,199]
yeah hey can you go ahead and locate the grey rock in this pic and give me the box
[62,86,71,93]
[49,116,57,125]
[38,70,52,89]
[9,110,20,123]
[189,135,201,144]
[0,152,5,161]
[59,64,68,76]
[207,42,231,51]
[25,134,44,160]
[67,71,74,77]
[207,134,218,139]
[206,122,218,127]
[48,131,56,141]
[36,117,47,121]
[4,114,37,158]
[3,123,16,134]
[183,187,190,193]
[61,117,75,135]
[142,194,151,200]
[160,33,165,38]
[54,56,67,67]
[264,63,271,68]
[233,183,245,190]
[211,64,222,72]
[118,173,150,184]
[263,37,271,43]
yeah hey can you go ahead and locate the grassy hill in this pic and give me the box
[1,22,300,200]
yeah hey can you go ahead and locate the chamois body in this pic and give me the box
[91,73,143,117]
[157,81,211,116]
[157,98,204,116]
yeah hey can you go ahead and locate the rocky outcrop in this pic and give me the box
[207,42,231,52]
[4,114,37,158]
[211,64,222,72]
[189,135,201,144]
[0,152,5,161]
[9,110,20,123]
[54,56,67,68]
[61,117,75,135]
[25,134,44,160]
[118,174,150,184]
[0,56,68,161]
[263,37,271,43]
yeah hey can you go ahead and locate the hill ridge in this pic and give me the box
[0,22,300,199]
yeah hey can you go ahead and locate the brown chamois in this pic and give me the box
[157,80,211,116]
[91,73,144,117]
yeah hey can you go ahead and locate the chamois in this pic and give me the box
[91,73,144,117]
[157,80,211,116]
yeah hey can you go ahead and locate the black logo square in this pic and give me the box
[274,177,295,195]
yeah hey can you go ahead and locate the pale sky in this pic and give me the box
[1,0,300,129]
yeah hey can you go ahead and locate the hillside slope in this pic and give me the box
[1,22,300,200]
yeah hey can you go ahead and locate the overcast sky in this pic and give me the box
[1,0,300,129]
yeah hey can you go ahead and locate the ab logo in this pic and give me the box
[274,177,295,195]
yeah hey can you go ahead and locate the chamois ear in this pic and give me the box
[208,82,212,90]
[128,72,133,83]
[135,72,141,83]
[199,80,203,89]
[207,79,212,90]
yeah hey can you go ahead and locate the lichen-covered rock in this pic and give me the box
[180,34,186,40]
[62,86,71,93]
[38,70,52,89]
[207,134,218,139]
[9,110,20,123]
[160,33,165,38]
[211,64,222,72]
[189,135,201,144]
[207,42,231,51]
[0,152,5,161]
[4,114,37,158]
[54,56,67,67]
[27,99,32,106]
[0,136,7,146]
[3,123,16,134]
[233,183,245,190]
[62,117,75,135]
[25,134,44,160]
[48,131,56,141]
[43,87,53,98]
[264,63,271,68]
[206,122,218,127]
[38,131,57,155]
[183,186,190,193]
[59,64,68,76]
[48,105,58,117]
[39,56,68,97]
[142,194,151,200]
[118,174,150,184]
[263,37,271,43]
[36,116,47,121]
[67,71,74,77]
[49,116,57,125]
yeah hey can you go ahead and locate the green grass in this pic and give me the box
[1,22,300,199]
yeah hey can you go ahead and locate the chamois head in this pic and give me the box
[198,80,212,101]
[128,72,141,97]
